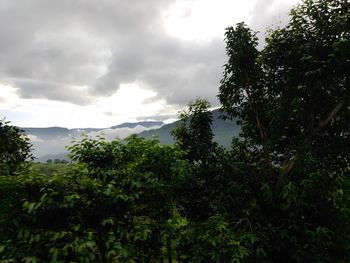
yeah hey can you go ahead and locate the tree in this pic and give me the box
[219,0,350,261]
[219,0,350,173]
[0,119,33,175]
[171,100,255,262]
[172,99,219,219]
[172,99,217,165]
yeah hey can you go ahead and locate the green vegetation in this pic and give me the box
[1,0,350,262]
[30,162,71,177]
[0,119,33,176]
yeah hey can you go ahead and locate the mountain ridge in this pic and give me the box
[24,111,240,161]
[23,121,164,135]
[139,109,240,147]
[23,121,166,159]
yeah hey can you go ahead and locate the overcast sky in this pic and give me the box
[0,0,300,128]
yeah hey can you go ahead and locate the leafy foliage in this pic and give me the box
[1,136,191,262]
[219,0,350,171]
[172,99,217,164]
[30,162,71,177]
[218,0,350,261]
[0,119,33,175]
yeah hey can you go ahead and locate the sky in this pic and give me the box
[0,0,301,128]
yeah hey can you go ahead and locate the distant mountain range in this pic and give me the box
[24,121,164,140]
[23,121,164,161]
[111,121,164,129]
[23,110,240,162]
[139,110,240,147]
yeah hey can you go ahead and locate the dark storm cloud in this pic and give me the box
[10,78,93,105]
[0,0,297,107]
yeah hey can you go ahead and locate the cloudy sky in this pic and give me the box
[0,0,300,128]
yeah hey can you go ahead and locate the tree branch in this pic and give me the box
[255,109,267,142]
[284,99,346,175]
[317,100,345,131]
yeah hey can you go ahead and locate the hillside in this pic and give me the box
[139,109,240,148]
[23,112,240,161]
[22,121,164,159]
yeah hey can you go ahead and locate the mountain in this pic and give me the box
[24,127,72,139]
[111,121,163,129]
[139,109,240,148]
[23,122,164,140]
[23,121,164,160]
[36,152,70,163]
[24,111,241,162]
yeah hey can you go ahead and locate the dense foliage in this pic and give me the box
[0,119,33,176]
[1,0,350,262]
[218,0,350,260]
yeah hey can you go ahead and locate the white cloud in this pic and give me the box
[0,82,177,128]
[27,123,164,157]
[26,134,44,142]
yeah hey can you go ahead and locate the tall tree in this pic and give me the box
[219,0,350,261]
[219,0,350,174]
